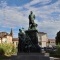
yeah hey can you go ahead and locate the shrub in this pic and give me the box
[50,45,60,57]
[0,43,17,56]
[0,48,4,56]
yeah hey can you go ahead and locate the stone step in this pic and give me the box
[4,53,50,60]
[11,53,50,60]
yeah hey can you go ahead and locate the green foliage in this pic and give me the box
[50,45,60,57]
[0,48,4,56]
[0,43,17,56]
[55,31,60,45]
[56,45,60,54]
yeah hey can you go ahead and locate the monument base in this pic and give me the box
[25,30,38,45]
[12,53,50,60]
[25,30,41,53]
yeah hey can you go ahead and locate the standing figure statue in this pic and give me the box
[28,11,37,30]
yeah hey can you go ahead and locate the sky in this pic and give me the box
[0,0,60,39]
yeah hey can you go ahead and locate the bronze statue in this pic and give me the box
[18,11,41,53]
[28,11,37,30]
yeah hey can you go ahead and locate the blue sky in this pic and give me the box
[0,0,60,39]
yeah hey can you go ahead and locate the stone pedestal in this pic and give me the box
[12,53,50,60]
[18,30,41,53]
[25,30,38,45]
[25,30,41,52]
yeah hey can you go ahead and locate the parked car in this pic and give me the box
[41,47,45,54]
[44,47,57,53]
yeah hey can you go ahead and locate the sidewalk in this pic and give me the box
[54,57,60,60]
[50,57,60,60]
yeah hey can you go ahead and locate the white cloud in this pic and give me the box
[0,2,29,29]
[24,0,60,38]
[0,0,60,38]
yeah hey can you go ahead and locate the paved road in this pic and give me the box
[2,53,60,60]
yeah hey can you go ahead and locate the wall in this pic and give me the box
[6,36,12,43]
[0,38,1,43]
[38,33,48,47]
[41,34,48,47]
[0,37,7,43]
[13,41,18,48]
[49,39,56,47]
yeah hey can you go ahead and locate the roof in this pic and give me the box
[0,32,9,38]
[48,39,55,42]
[48,39,55,41]
[12,38,18,41]
[38,32,47,34]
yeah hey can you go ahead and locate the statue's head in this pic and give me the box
[30,11,33,14]
[19,29,22,32]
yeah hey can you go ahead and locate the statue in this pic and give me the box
[18,29,26,42]
[18,28,27,52]
[28,11,37,30]
[18,28,33,52]
[18,28,37,52]
[18,11,41,53]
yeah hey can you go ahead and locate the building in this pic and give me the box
[48,39,56,47]
[0,30,48,47]
[0,29,56,48]
[0,29,13,43]
[38,32,48,47]
[12,38,18,47]
[0,29,19,48]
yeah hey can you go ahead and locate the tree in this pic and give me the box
[55,31,60,45]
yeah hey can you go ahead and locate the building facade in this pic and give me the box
[0,29,13,43]
[48,39,56,47]
[0,29,18,48]
[12,38,18,47]
[0,30,56,48]
[38,32,48,47]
